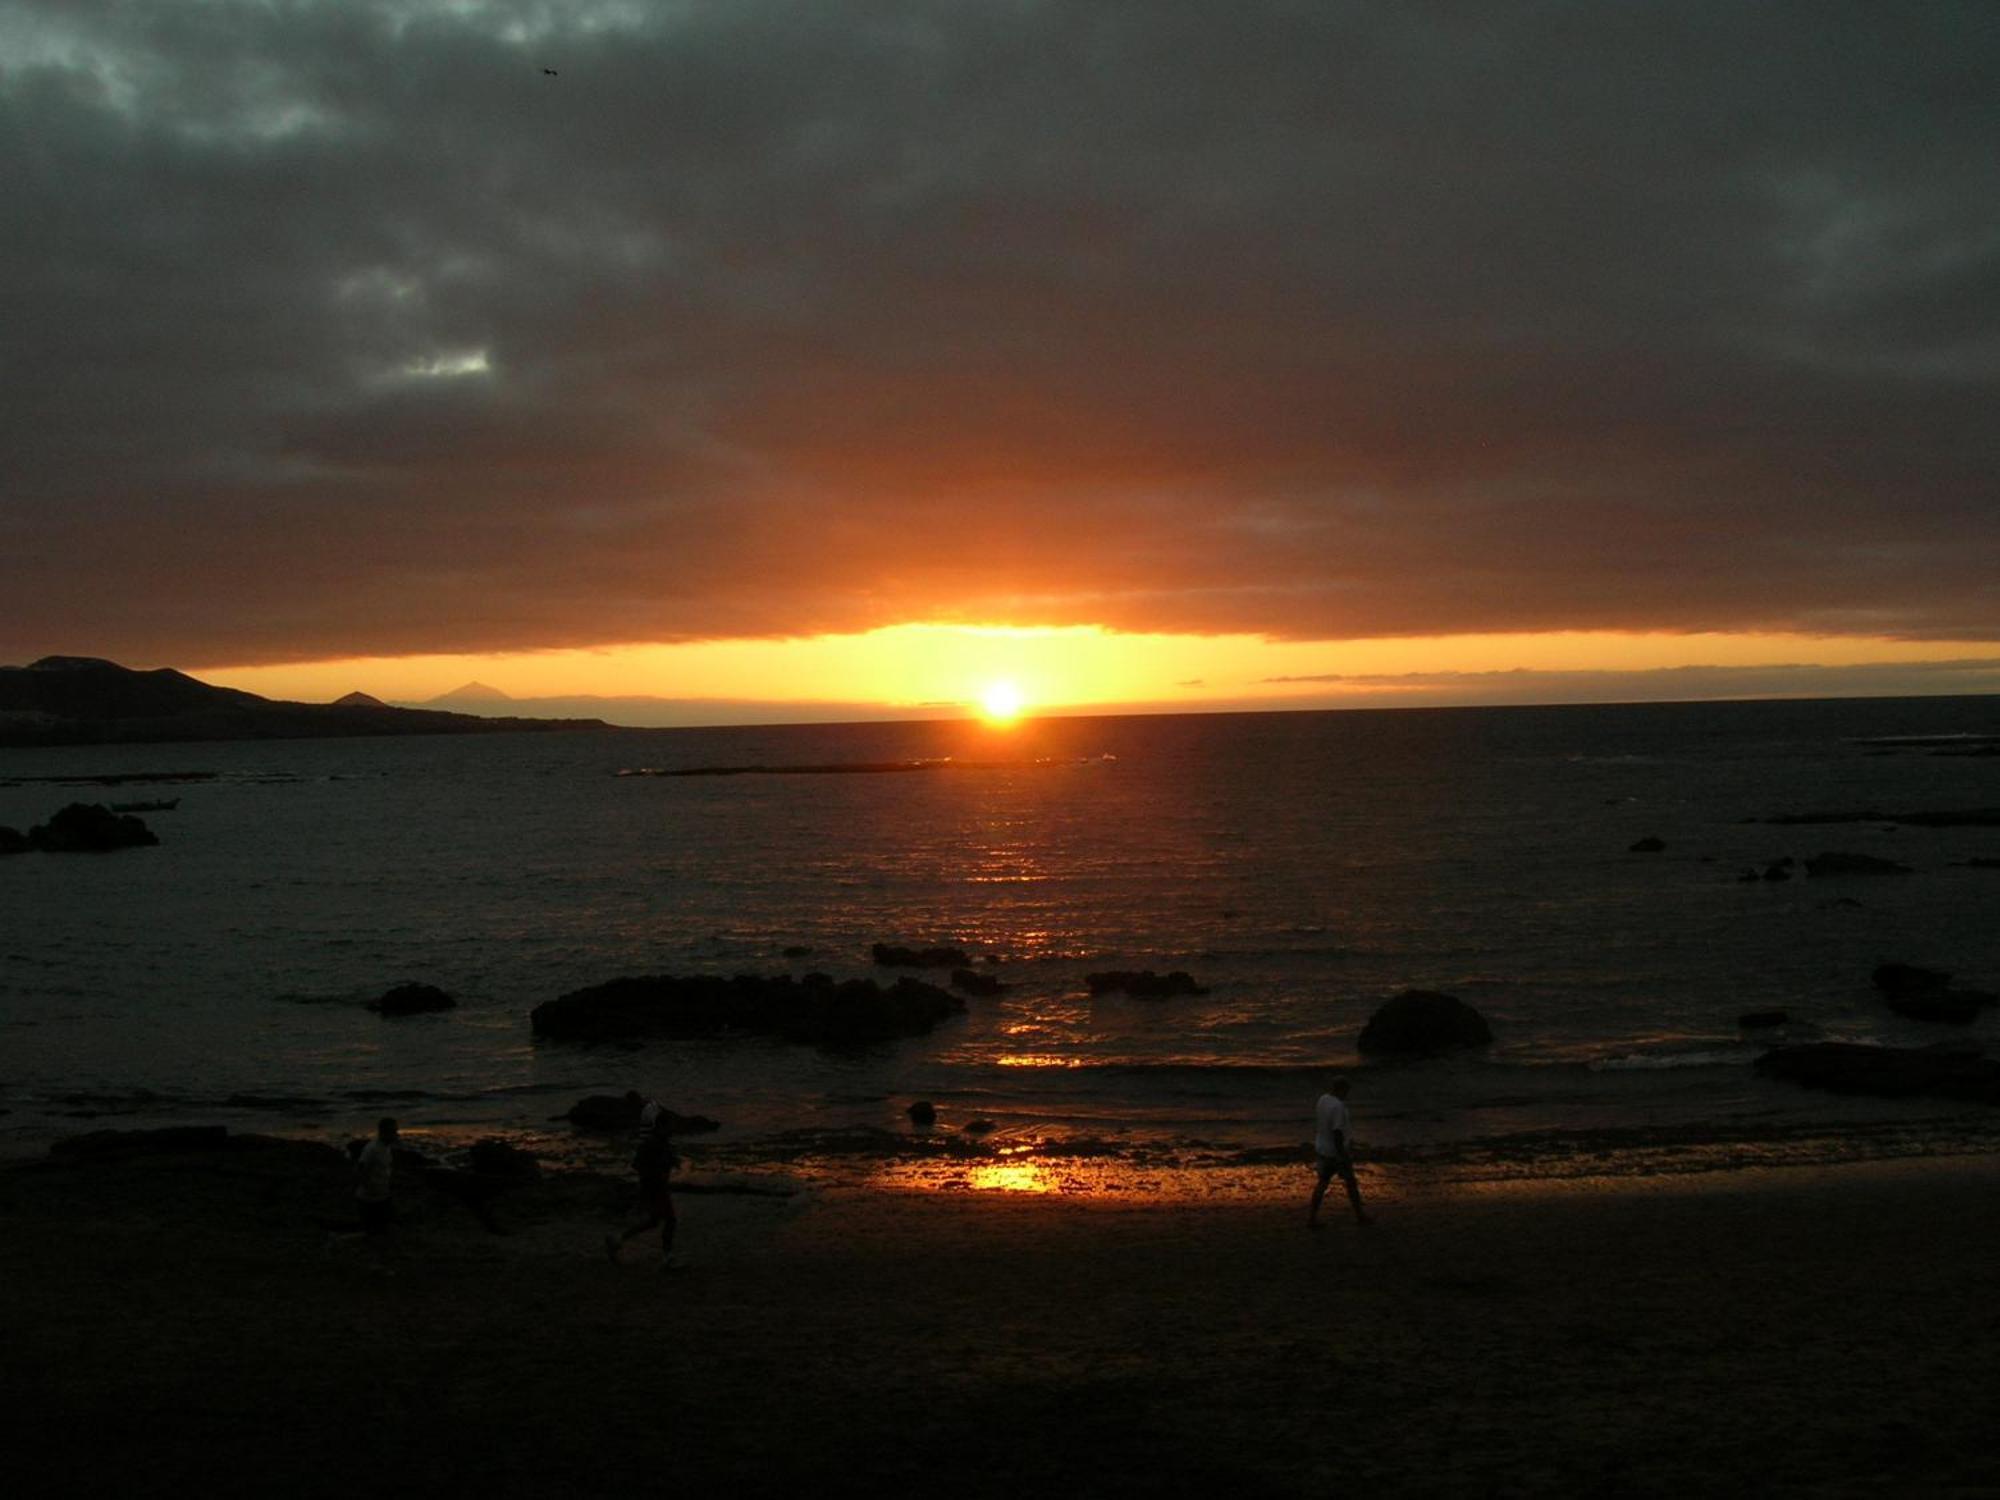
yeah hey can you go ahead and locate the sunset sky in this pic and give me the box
[5,2,1998,723]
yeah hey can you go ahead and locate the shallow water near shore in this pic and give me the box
[4,695,1999,1184]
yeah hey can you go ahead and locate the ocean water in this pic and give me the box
[4,697,1999,1189]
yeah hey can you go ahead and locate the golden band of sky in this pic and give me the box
[197,626,2000,720]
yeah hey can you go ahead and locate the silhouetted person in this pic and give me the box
[1308,1077,1371,1228]
[606,1115,680,1269]
[355,1116,401,1269]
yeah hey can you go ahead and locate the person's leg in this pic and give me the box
[1338,1163,1371,1223]
[1308,1161,1333,1226]
[617,1211,662,1243]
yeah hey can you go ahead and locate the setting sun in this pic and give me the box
[979,679,1025,722]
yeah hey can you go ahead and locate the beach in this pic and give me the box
[6,1136,1998,1497]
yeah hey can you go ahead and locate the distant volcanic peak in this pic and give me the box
[430,680,512,704]
[333,690,387,708]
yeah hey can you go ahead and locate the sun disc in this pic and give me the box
[980,680,1024,721]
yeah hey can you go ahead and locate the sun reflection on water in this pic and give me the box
[966,1158,1055,1193]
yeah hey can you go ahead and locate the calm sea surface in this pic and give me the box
[5,697,1999,1188]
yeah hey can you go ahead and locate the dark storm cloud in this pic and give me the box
[4,0,1998,666]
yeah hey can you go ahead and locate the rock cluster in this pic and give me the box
[530,973,964,1046]
[871,942,971,968]
[368,983,457,1016]
[950,968,1007,996]
[2,802,159,853]
[1085,970,1209,998]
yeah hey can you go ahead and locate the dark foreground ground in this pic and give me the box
[3,1138,1998,1498]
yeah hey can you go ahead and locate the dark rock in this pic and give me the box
[1755,1043,2000,1105]
[907,1100,937,1127]
[1964,858,2000,870]
[1873,962,1951,997]
[463,1138,540,1180]
[1086,969,1209,998]
[962,1117,995,1134]
[1762,862,1791,881]
[0,826,26,855]
[1887,989,1996,1025]
[871,942,971,969]
[368,982,457,1016]
[950,968,1007,996]
[559,1094,720,1134]
[49,1125,231,1160]
[1357,990,1494,1055]
[1804,851,1914,877]
[27,802,159,852]
[1737,1010,1790,1029]
[782,945,814,957]
[530,972,964,1046]
[1628,837,1666,853]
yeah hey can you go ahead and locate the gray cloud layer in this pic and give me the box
[4,1,1998,666]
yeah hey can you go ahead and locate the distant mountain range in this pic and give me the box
[0,657,615,747]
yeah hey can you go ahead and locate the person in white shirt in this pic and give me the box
[1308,1077,1372,1228]
[354,1116,401,1268]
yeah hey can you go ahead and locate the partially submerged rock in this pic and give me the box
[950,968,1007,996]
[0,825,26,855]
[531,972,964,1046]
[1871,962,1995,1024]
[27,802,159,852]
[1755,1042,2000,1105]
[907,1100,937,1126]
[1738,1010,1790,1029]
[1358,990,1494,1055]
[1086,970,1209,998]
[1873,962,1950,996]
[871,942,971,969]
[1628,836,1666,853]
[560,1094,721,1134]
[1804,851,1913,876]
[368,982,457,1016]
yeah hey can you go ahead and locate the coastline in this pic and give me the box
[7,1134,1998,1496]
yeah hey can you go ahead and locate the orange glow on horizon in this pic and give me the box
[193,624,2000,725]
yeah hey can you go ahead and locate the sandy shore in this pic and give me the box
[4,1138,1998,1498]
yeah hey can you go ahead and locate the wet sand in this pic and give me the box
[4,1141,1998,1497]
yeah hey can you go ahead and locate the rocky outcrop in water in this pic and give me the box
[1086,970,1209,998]
[1754,1042,2000,1104]
[531,973,964,1046]
[368,983,457,1016]
[872,942,971,969]
[0,826,26,855]
[1628,836,1666,853]
[1358,990,1494,1055]
[950,968,1007,996]
[1870,962,1997,1024]
[26,802,159,851]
